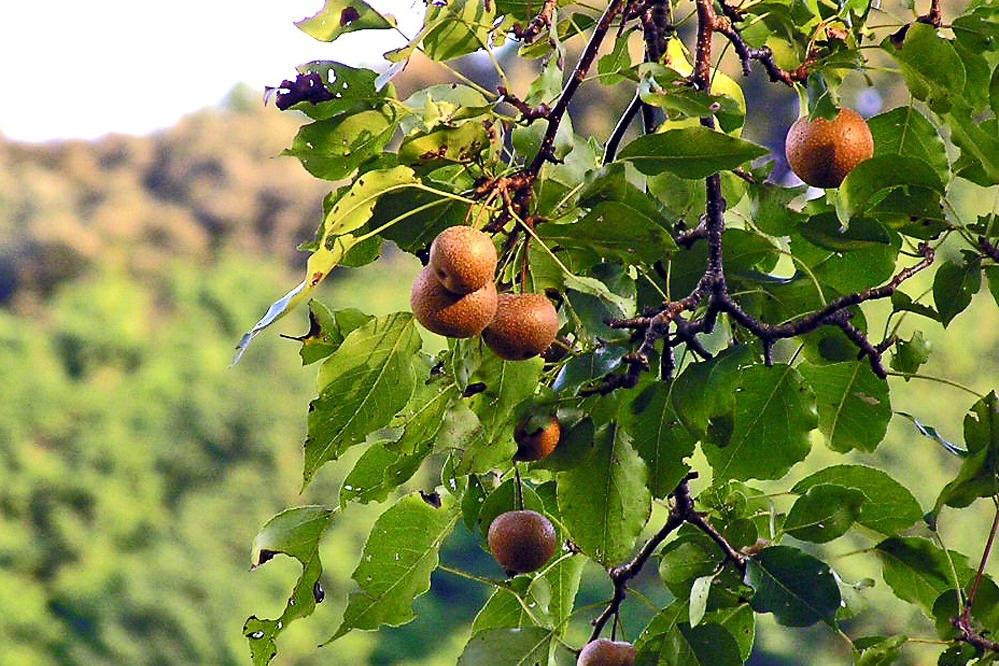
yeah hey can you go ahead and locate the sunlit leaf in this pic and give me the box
[331,493,459,640]
[295,0,396,42]
[244,506,337,665]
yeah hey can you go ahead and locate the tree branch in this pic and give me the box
[511,0,558,44]
[980,237,999,263]
[952,503,999,653]
[588,473,748,642]
[528,0,629,173]
[603,92,644,164]
[712,1,819,86]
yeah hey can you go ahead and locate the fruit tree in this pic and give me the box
[236,0,999,663]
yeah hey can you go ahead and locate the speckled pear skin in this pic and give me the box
[514,416,561,461]
[428,226,498,295]
[577,639,636,666]
[487,510,557,574]
[482,293,559,361]
[785,108,874,188]
[410,266,497,338]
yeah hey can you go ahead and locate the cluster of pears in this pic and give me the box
[410,226,559,360]
[785,107,874,188]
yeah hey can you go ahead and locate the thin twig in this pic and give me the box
[529,0,629,172]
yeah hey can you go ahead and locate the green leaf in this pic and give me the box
[883,23,967,112]
[455,352,544,473]
[638,601,755,663]
[855,635,908,666]
[689,575,715,627]
[746,546,841,627]
[295,0,396,42]
[283,109,397,181]
[636,623,743,666]
[947,102,999,185]
[835,155,944,224]
[537,202,678,265]
[476,478,546,538]
[305,313,422,483]
[235,166,417,362]
[932,577,999,639]
[891,291,940,322]
[931,391,999,520]
[399,121,492,166]
[339,379,456,504]
[986,266,999,308]
[597,34,632,85]
[869,106,950,182]
[391,0,496,62]
[340,442,401,505]
[291,301,373,365]
[553,346,629,393]
[749,182,808,236]
[671,346,755,439]
[799,214,892,251]
[622,382,697,498]
[543,555,586,635]
[876,536,975,616]
[457,627,553,665]
[331,493,459,640]
[704,364,818,482]
[564,273,635,317]
[895,410,966,457]
[470,576,552,634]
[891,329,933,376]
[374,187,470,254]
[659,530,725,596]
[792,465,923,535]
[557,423,651,566]
[282,61,391,121]
[638,64,742,120]
[579,162,671,222]
[617,127,769,179]
[799,361,891,453]
[384,379,457,468]
[783,484,866,543]
[244,506,337,665]
[933,257,982,327]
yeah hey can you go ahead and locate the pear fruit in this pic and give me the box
[577,639,636,666]
[487,510,557,574]
[482,293,559,361]
[514,416,561,462]
[429,226,498,295]
[410,266,497,338]
[785,107,874,188]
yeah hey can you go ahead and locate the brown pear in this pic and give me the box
[785,107,874,188]
[410,266,497,338]
[514,416,561,462]
[577,639,636,666]
[429,226,498,295]
[487,510,557,574]
[482,293,559,361]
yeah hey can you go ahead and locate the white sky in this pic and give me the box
[0,1,425,142]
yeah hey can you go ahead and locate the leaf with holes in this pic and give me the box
[244,506,337,665]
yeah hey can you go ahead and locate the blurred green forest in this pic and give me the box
[1,25,998,665]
